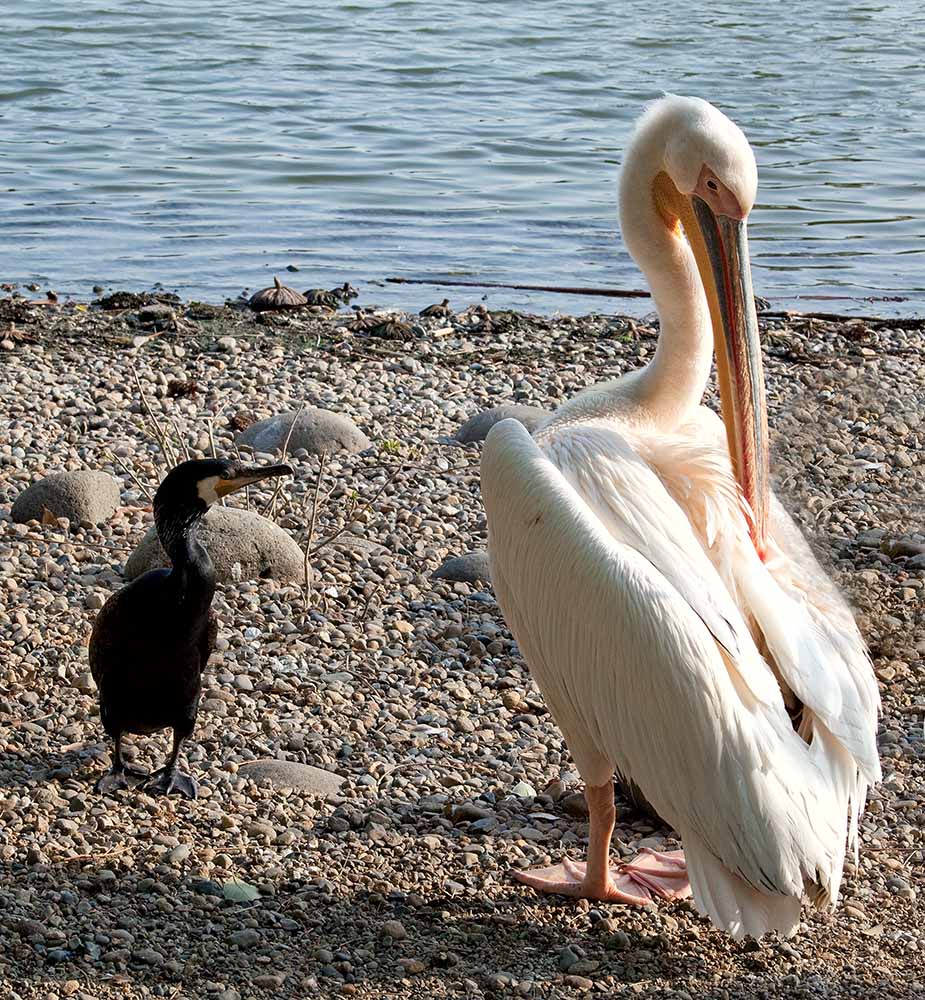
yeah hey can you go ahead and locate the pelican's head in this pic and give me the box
[626,95,768,555]
[659,96,757,220]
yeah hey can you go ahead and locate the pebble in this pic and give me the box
[252,974,285,989]
[237,760,344,795]
[167,843,192,863]
[604,930,630,951]
[229,929,262,948]
[133,948,164,965]
[431,550,491,584]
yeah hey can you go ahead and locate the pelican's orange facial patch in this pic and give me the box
[652,171,684,236]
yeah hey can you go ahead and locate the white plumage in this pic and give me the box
[481,96,880,940]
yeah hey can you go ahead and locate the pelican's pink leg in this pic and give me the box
[514,784,691,904]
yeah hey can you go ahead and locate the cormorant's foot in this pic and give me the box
[142,767,198,799]
[95,766,147,795]
[514,850,690,904]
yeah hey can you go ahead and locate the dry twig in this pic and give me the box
[104,447,154,504]
[302,451,328,616]
[262,402,304,519]
[131,368,178,469]
[168,413,192,463]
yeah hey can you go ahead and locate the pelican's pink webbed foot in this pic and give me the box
[617,847,690,900]
[514,849,690,904]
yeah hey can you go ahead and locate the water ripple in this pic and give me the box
[1,0,923,314]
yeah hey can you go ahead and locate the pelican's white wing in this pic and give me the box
[483,417,860,939]
[651,406,882,793]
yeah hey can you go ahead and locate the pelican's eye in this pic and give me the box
[706,179,719,192]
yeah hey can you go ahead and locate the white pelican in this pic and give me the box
[481,96,881,940]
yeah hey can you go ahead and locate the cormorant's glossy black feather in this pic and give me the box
[90,568,216,737]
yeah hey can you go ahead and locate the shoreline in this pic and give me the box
[3,282,925,338]
[0,291,923,998]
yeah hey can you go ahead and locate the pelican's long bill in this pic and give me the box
[215,463,294,497]
[689,198,769,558]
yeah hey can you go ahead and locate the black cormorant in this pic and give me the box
[90,458,293,798]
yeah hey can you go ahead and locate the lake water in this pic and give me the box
[3,2,924,316]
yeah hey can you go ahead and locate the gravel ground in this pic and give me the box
[0,293,923,999]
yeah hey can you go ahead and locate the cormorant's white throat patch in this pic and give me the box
[197,475,221,506]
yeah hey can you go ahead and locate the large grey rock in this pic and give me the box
[454,404,549,444]
[238,760,344,796]
[11,470,121,525]
[432,550,491,584]
[124,505,305,583]
[237,407,370,456]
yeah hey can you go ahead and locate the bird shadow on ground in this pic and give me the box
[0,862,730,996]
[0,868,912,999]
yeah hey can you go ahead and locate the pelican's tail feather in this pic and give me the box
[683,828,802,942]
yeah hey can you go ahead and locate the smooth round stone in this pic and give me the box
[432,550,491,584]
[329,533,389,557]
[237,407,370,455]
[124,505,305,583]
[11,470,120,525]
[238,760,344,797]
[453,404,549,444]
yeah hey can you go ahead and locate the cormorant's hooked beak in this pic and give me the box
[215,464,294,498]
[652,170,769,557]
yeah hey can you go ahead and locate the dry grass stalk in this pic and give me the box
[104,447,154,504]
[359,579,383,622]
[131,368,178,469]
[169,413,192,463]
[261,402,304,519]
[302,450,328,616]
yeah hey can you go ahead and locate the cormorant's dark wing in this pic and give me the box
[88,570,171,687]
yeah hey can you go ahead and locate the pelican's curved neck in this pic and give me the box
[617,137,713,431]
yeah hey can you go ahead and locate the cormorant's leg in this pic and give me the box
[142,728,198,799]
[514,782,691,903]
[95,732,148,794]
